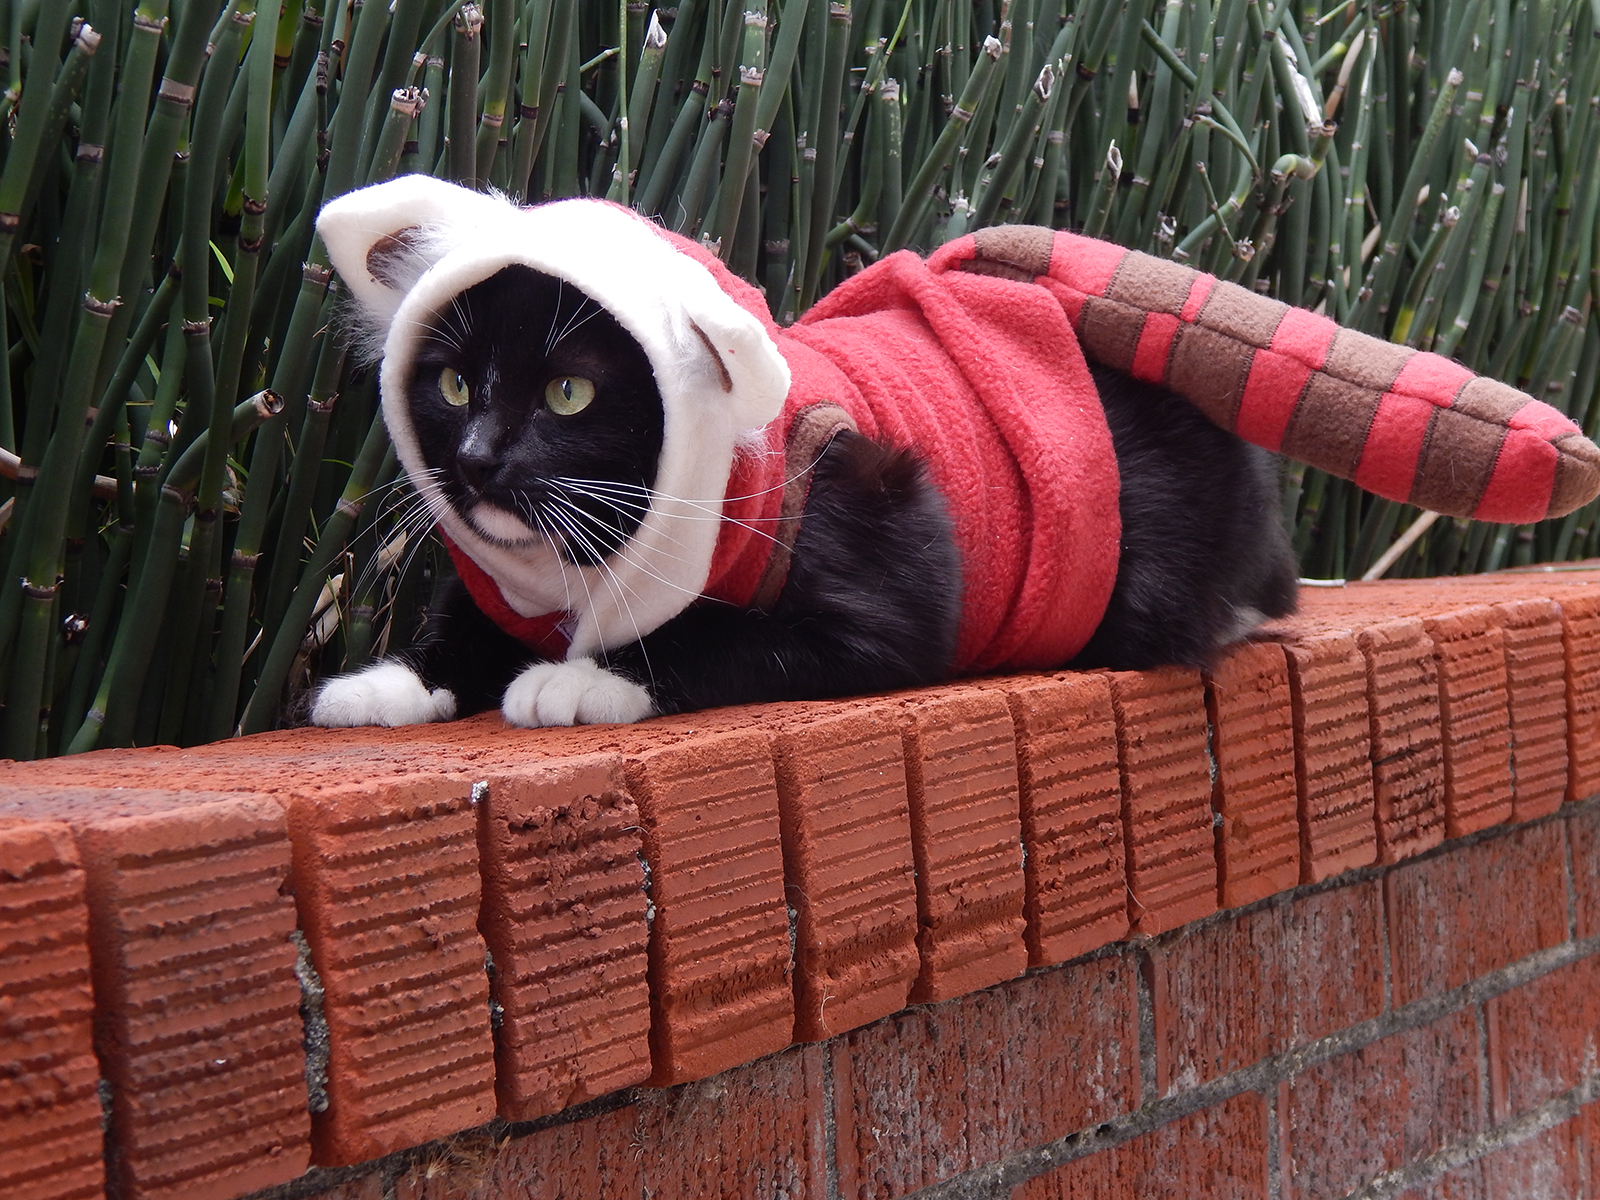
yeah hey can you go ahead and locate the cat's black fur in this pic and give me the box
[390,266,1297,717]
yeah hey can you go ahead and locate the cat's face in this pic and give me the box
[408,266,665,565]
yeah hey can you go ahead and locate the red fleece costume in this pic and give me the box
[449,220,1600,671]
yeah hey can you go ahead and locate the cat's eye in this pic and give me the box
[439,367,470,407]
[545,376,595,416]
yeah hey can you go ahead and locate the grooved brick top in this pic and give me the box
[1271,628,1378,883]
[770,703,918,1042]
[1105,668,1218,935]
[1205,642,1301,907]
[898,688,1028,1003]
[0,820,101,1200]
[1491,598,1570,821]
[0,788,308,1200]
[473,756,651,1120]
[287,778,495,1165]
[1356,619,1447,863]
[623,729,793,1085]
[1420,607,1513,836]
[994,673,1129,966]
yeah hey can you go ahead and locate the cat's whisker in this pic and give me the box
[544,481,699,555]
[552,477,792,551]
[547,497,705,602]
[543,501,659,681]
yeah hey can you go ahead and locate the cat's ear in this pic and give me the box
[317,175,508,335]
[677,295,790,430]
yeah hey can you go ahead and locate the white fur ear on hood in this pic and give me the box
[674,294,790,429]
[316,174,509,337]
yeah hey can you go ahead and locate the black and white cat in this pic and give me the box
[311,176,1295,728]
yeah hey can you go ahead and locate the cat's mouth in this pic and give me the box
[465,501,542,548]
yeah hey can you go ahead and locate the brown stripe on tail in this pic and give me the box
[945,225,1600,522]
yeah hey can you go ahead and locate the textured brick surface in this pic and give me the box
[1493,598,1570,820]
[624,729,793,1085]
[1205,642,1300,907]
[899,688,1027,1003]
[636,1043,826,1200]
[1013,1093,1270,1200]
[1147,881,1384,1093]
[1283,1009,1481,1200]
[0,788,309,1200]
[1479,1120,1585,1199]
[1560,589,1600,801]
[394,1105,642,1199]
[999,674,1128,966]
[835,955,1139,1199]
[474,756,651,1120]
[0,819,102,1200]
[1105,668,1217,935]
[1571,802,1600,941]
[1485,953,1600,1119]
[289,777,495,1165]
[1358,619,1446,863]
[1384,820,1567,1007]
[772,704,918,1041]
[1423,607,1513,836]
[1277,630,1378,882]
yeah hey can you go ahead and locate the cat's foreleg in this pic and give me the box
[308,577,537,726]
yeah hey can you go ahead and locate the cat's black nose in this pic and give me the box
[456,414,501,492]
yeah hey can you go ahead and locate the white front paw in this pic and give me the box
[310,661,458,727]
[501,658,655,727]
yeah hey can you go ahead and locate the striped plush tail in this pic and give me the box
[929,226,1600,524]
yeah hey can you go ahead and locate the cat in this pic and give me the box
[307,256,1296,730]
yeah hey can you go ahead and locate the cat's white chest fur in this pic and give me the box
[309,657,654,728]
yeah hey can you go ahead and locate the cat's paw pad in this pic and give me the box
[501,659,655,727]
[310,661,458,727]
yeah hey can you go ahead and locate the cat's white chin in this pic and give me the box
[468,502,539,545]
[310,661,458,727]
[501,658,655,727]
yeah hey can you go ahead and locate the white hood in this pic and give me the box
[316,175,790,655]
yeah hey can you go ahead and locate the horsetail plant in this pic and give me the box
[0,0,1595,759]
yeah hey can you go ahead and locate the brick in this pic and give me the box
[395,1106,643,1200]
[835,954,1139,1199]
[1013,1092,1270,1200]
[637,1043,827,1200]
[771,704,918,1042]
[1485,954,1600,1120]
[625,730,793,1085]
[899,687,1027,1002]
[1385,821,1567,1007]
[1358,619,1446,863]
[1493,598,1570,821]
[1147,881,1384,1094]
[1283,1008,1481,1200]
[1394,1163,1484,1200]
[300,1174,386,1200]
[1571,802,1600,942]
[999,674,1128,966]
[1478,1120,1584,1198]
[0,820,102,1200]
[474,756,652,1121]
[1560,589,1600,802]
[1423,607,1513,836]
[1106,668,1217,935]
[1277,630,1377,882]
[1205,642,1300,907]
[0,788,309,1200]
[289,778,495,1165]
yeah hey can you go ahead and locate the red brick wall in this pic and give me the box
[1,573,1597,1200]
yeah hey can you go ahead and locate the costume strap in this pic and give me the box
[748,402,859,611]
